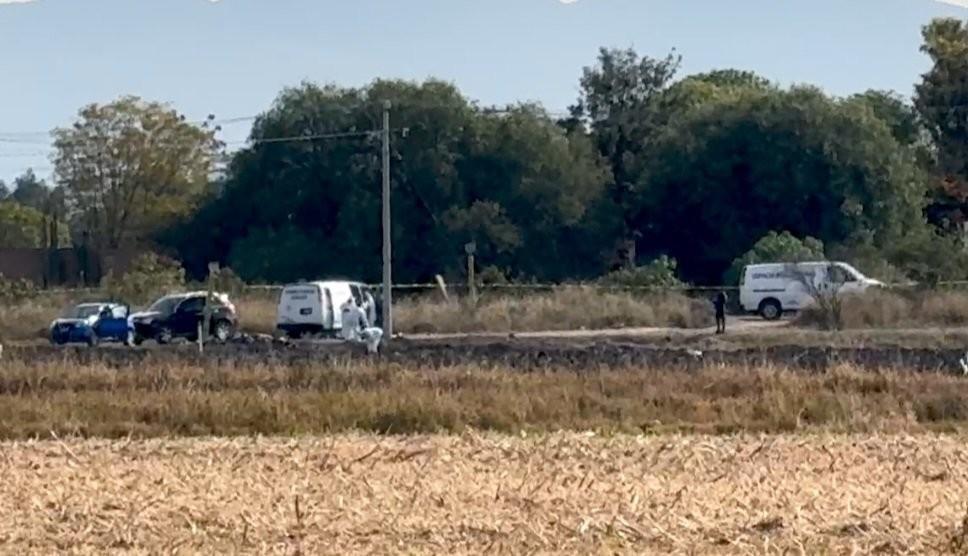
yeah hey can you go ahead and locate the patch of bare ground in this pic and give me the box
[3,433,968,554]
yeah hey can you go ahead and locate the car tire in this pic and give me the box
[87,334,98,348]
[213,320,233,343]
[133,334,144,347]
[759,299,783,321]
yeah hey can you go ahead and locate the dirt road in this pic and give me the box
[401,316,785,341]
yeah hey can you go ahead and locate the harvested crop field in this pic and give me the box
[4,433,968,554]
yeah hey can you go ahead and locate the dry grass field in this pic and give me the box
[1,359,968,438]
[3,433,968,554]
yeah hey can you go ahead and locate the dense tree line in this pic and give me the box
[10,17,968,286]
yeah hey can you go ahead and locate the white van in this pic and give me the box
[276,281,378,338]
[739,262,884,320]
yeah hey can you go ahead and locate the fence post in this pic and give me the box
[465,242,477,305]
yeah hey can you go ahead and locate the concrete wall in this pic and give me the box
[0,247,141,287]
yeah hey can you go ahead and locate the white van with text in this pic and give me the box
[739,262,884,320]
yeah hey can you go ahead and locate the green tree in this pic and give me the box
[0,180,9,200]
[637,85,928,284]
[101,252,186,304]
[573,48,680,267]
[169,80,608,284]
[848,90,920,146]
[0,201,45,248]
[726,231,826,285]
[915,18,968,225]
[11,169,49,211]
[53,96,221,249]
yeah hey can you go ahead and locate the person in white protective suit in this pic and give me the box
[340,298,383,353]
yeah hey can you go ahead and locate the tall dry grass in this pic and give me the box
[0,293,72,343]
[1,288,714,342]
[797,288,968,329]
[393,287,712,334]
[0,357,965,438]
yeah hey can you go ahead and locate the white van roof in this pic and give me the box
[284,280,367,289]
[745,261,828,270]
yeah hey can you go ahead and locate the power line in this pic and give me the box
[0,102,574,138]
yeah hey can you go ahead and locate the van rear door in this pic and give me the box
[279,285,324,327]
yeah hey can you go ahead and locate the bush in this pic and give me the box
[599,256,685,290]
[796,288,968,329]
[205,266,246,296]
[101,253,186,305]
[726,231,825,285]
[0,275,38,303]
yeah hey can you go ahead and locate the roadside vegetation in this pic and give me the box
[796,288,968,330]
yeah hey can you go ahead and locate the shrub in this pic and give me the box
[726,231,825,285]
[101,253,186,305]
[599,255,685,290]
[0,275,38,303]
[205,266,246,296]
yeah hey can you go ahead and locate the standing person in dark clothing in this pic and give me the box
[713,291,728,334]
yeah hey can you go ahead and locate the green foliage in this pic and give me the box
[848,90,921,146]
[0,201,44,248]
[638,84,928,283]
[573,48,680,265]
[101,253,186,305]
[0,276,37,303]
[205,266,246,296]
[53,97,221,249]
[169,80,609,284]
[600,256,685,289]
[726,232,826,285]
[916,20,968,185]
[152,34,968,291]
[884,229,968,286]
[11,170,49,212]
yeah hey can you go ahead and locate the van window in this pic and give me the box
[828,265,853,284]
[350,285,363,305]
[836,263,860,282]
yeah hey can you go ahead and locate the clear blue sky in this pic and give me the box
[0,0,965,184]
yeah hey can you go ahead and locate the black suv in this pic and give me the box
[131,292,238,345]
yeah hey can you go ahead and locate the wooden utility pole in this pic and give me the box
[381,100,393,337]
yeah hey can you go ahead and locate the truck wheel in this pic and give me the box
[759,299,783,321]
[133,334,144,347]
[213,320,233,343]
[156,328,173,345]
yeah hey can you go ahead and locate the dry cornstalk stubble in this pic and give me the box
[2,433,968,554]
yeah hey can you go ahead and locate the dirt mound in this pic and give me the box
[5,337,966,372]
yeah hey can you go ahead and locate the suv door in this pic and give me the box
[171,297,205,336]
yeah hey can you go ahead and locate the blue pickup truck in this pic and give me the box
[49,303,136,347]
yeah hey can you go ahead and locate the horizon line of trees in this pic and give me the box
[4,17,968,288]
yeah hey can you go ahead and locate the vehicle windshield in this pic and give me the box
[147,296,183,315]
[836,263,865,281]
[64,305,102,319]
